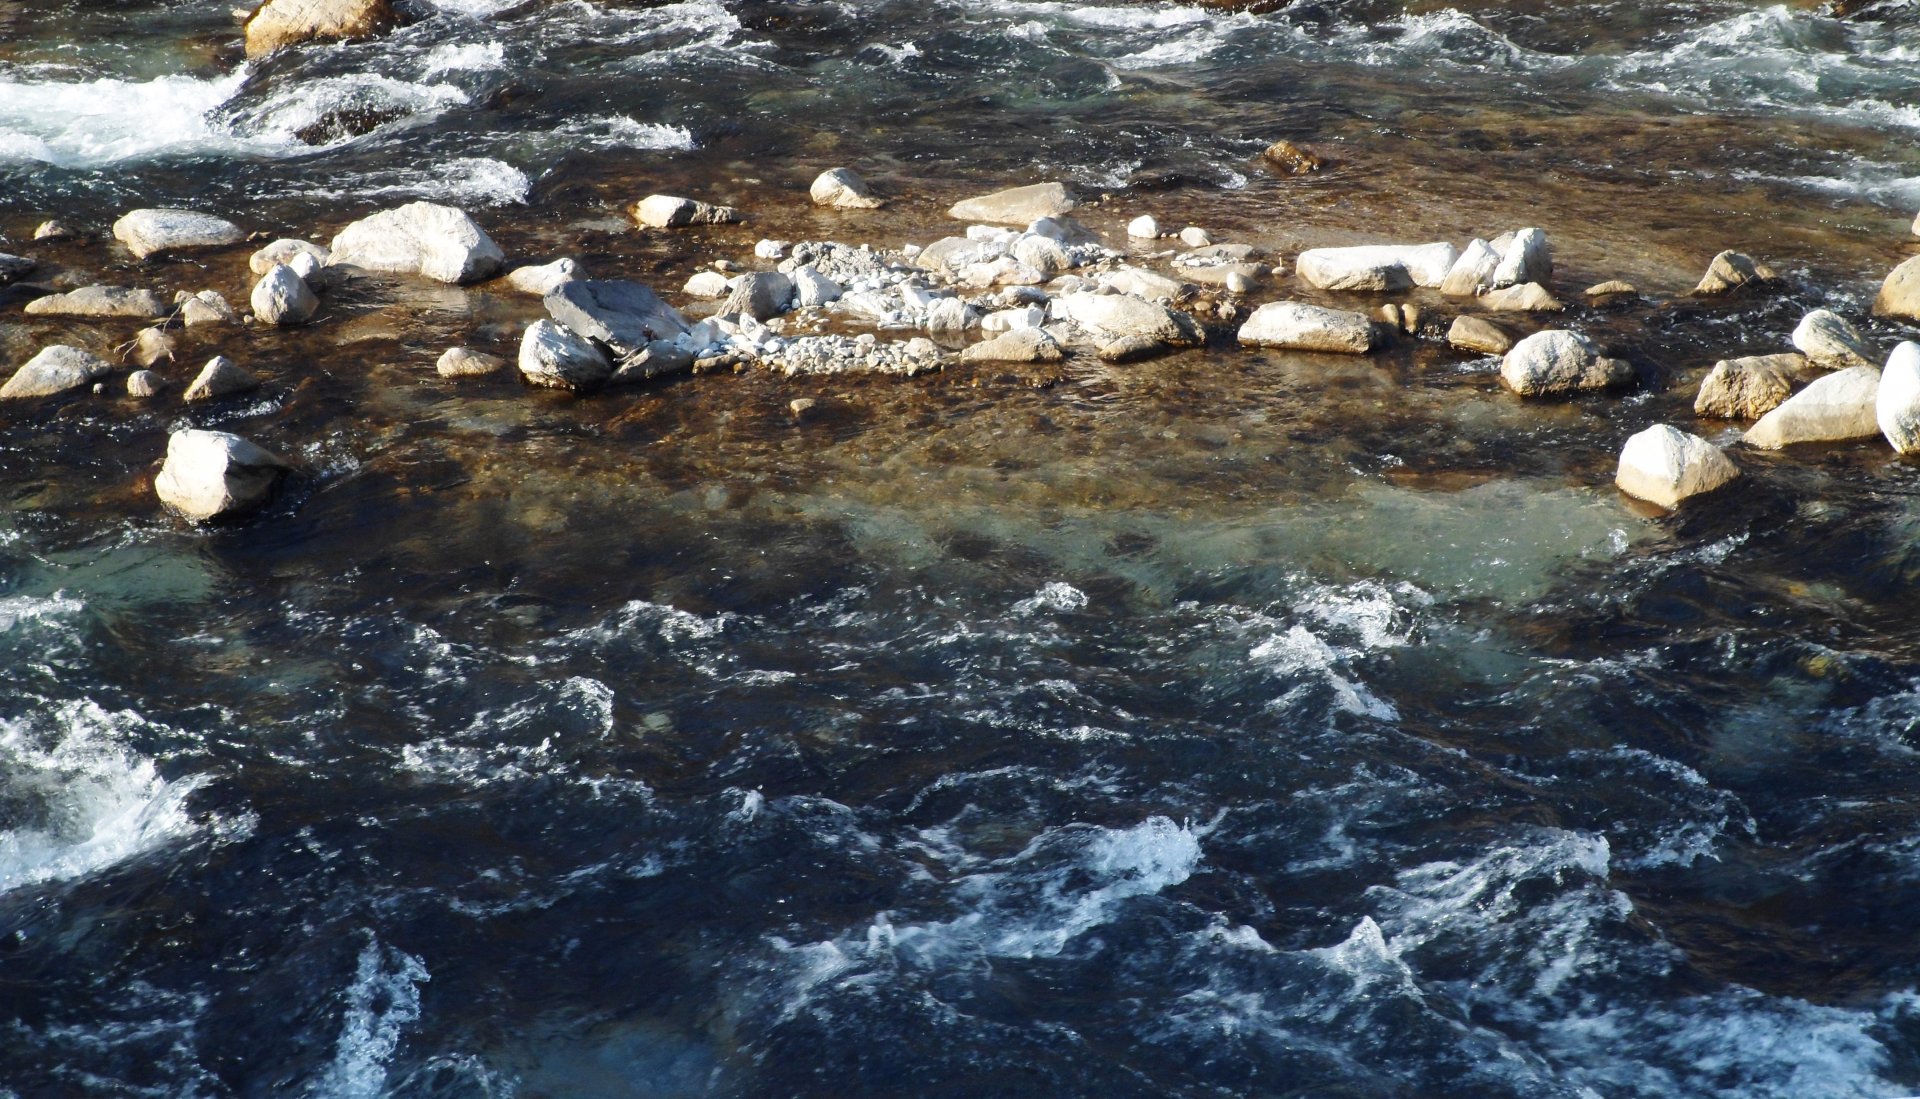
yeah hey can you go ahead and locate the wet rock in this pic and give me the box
[328,201,505,284]
[155,429,289,522]
[250,238,330,275]
[754,240,788,261]
[772,333,943,377]
[1237,302,1376,354]
[1744,366,1880,448]
[1490,228,1550,289]
[633,194,741,229]
[245,0,394,56]
[810,167,883,209]
[789,398,817,417]
[1792,308,1874,369]
[518,320,611,390]
[1098,334,1174,363]
[131,327,177,367]
[1053,291,1199,347]
[1295,243,1458,291]
[24,286,169,319]
[504,258,579,296]
[180,290,239,327]
[184,355,261,402]
[1877,342,1920,452]
[251,265,318,326]
[1261,139,1323,174]
[436,347,505,377]
[1872,255,1920,322]
[0,345,112,399]
[683,271,730,298]
[1447,315,1513,355]
[32,220,75,242]
[1499,330,1632,396]
[1482,282,1565,312]
[1694,250,1780,295]
[0,253,36,286]
[1226,271,1254,294]
[1616,424,1740,508]
[947,182,1076,225]
[544,279,690,356]
[961,328,1063,364]
[1585,280,1637,298]
[1694,353,1810,419]
[609,340,695,386]
[1440,238,1500,297]
[1127,215,1158,239]
[721,271,794,322]
[789,265,842,308]
[126,370,165,398]
[111,208,244,259]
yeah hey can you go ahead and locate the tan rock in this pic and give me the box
[1482,282,1564,312]
[1694,250,1779,295]
[1616,425,1740,508]
[245,0,395,57]
[1693,353,1810,419]
[960,328,1064,364]
[1447,315,1514,355]
[1743,366,1880,448]
[1237,302,1376,355]
[1872,255,1920,323]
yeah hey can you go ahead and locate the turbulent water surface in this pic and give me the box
[5,0,1920,1096]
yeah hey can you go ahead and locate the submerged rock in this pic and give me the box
[1744,366,1880,448]
[131,327,177,367]
[1237,302,1376,354]
[251,264,319,326]
[245,0,395,57]
[1876,342,1920,453]
[546,279,691,355]
[0,253,36,286]
[1872,255,1920,322]
[1447,315,1514,355]
[1295,243,1457,291]
[23,286,169,319]
[183,355,261,402]
[1792,309,1874,369]
[810,168,884,209]
[518,320,611,390]
[633,194,741,229]
[436,347,505,377]
[0,345,112,399]
[1499,330,1632,396]
[111,209,244,259]
[947,183,1076,225]
[1694,353,1810,419]
[328,201,505,284]
[1694,250,1780,295]
[155,429,289,523]
[1615,424,1740,508]
[504,258,580,296]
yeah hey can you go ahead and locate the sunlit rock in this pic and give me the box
[1238,302,1377,354]
[0,345,112,399]
[111,208,244,259]
[1744,366,1880,448]
[1499,330,1632,396]
[155,429,289,522]
[1615,424,1739,508]
[328,201,504,284]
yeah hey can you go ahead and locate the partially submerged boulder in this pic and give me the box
[111,208,244,259]
[251,264,319,326]
[1237,302,1376,354]
[23,286,169,319]
[1744,366,1880,448]
[0,345,112,399]
[810,168,883,210]
[504,258,579,296]
[1295,243,1457,291]
[544,279,691,356]
[1499,330,1632,396]
[1490,228,1551,289]
[183,355,261,402]
[1615,424,1740,508]
[1694,250,1779,295]
[947,183,1076,225]
[244,0,395,57]
[1693,353,1810,420]
[179,290,240,327]
[1872,255,1920,323]
[1446,315,1514,355]
[1792,309,1874,369]
[0,253,37,286]
[633,194,741,229]
[960,328,1063,364]
[1440,238,1501,297]
[1261,140,1324,174]
[1482,282,1565,312]
[436,347,506,378]
[250,238,330,275]
[1876,342,1920,453]
[518,321,611,391]
[1051,291,1198,347]
[327,202,504,284]
[154,429,290,522]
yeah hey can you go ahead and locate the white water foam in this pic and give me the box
[421,41,509,77]
[310,938,430,1099]
[554,115,697,151]
[0,69,255,168]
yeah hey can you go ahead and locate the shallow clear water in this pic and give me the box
[5,1,1920,1096]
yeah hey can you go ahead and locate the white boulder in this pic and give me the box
[1744,366,1881,448]
[1499,330,1632,396]
[251,264,319,326]
[1615,424,1739,508]
[0,345,112,399]
[328,202,504,284]
[1295,242,1458,291]
[810,168,883,209]
[1792,309,1874,370]
[155,430,289,522]
[1490,228,1550,289]
[112,208,244,259]
[518,321,611,390]
[1876,342,1920,453]
[1237,302,1376,354]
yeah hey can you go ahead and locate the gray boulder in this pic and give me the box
[126,370,165,398]
[810,168,883,209]
[0,253,36,286]
[1440,238,1500,296]
[1878,342,1920,453]
[1,345,112,399]
[504,258,580,296]
[1615,424,1739,508]
[251,264,319,326]
[154,429,289,522]
[721,271,794,322]
[436,348,505,377]
[789,265,842,308]
[23,286,169,318]
[183,355,261,402]
[518,321,611,390]
[1499,330,1632,396]
[947,183,1076,224]
[180,290,239,327]
[1744,366,1880,448]
[544,279,691,357]
[1052,291,1199,346]
[327,202,505,284]
[1237,302,1376,354]
[608,341,695,386]
[1792,309,1874,369]
[111,209,244,259]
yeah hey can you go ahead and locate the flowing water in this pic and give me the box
[5,0,1920,1095]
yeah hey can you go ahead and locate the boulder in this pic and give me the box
[1102,267,1184,301]
[1615,424,1740,508]
[924,297,975,339]
[0,253,35,286]
[1179,227,1212,248]
[1744,366,1880,448]
[244,0,394,56]
[1585,280,1637,298]
[683,271,730,298]
[1490,228,1550,289]
[328,202,503,284]
[960,328,1063,364]
[1261,140,1324,174]
[251,264,319,326]
[1237,302,1376,354]
[250,238,329,275]
[1127,215,1158,239]
[789,265,842,308]
[1876,342,1920,453]
[126,370,165,398]
[633,194,741,228]
[1482,282,1565,312]
[518,320,611,390]
[1693,353,1810,419]
[720,271,794,322]
[1098,334,1175,363]
[1499,330,1632,396]
[111,209,244,259]
[981,305,1045,333]
[154,430,289,522]
[23,286,169,318]
[1011,235,1072,278]
[1440,238,1500,296]
[436,347,505,377]
[1052,291,1198,346]
[544,279,690,356]
[0,345,112,399]
[1446,315,1514,355]
[608,340,695,386]
[947,182,1076,225]
[183,355,260,402]
[504,258,579,296]
[1295,243,1458,291]
[32,220,75,242]
[1694,250,1779,295]
[1791,309,1874,369]
[180,290,239,327]
[1872,255,1920,322]
[809,168,883,209]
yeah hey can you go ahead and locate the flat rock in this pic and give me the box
[960,328,1063,364]
[504,258,579,296]
[1482,282,1565,312]
[1694,353,1810,419]
[1238,302,1376,354]
[721,271,794,322]
[1792,309,1874,369]
[112,209,243,259]
[0,345,112,399]
[947,183,1076,225]
[1052,291,1197,346]
[436,347,506,377]
[544,279,690,356]
[184,355,260,402]
[1695,250,1780,295]
[1616,424,1740,508]
[1500,330,1632,396]
[250,238,330,275]
[328,201,505,284]
[810,168,883,210]
[1490,228,1550,289]
[1295,243,1458,291]
[518,321,611,390]
[24,285,170,319]
[1744,366,1880,448]
[684,271,731,298]
[251,264,318,326]
[1872,255,1920,323]
[1447,315,1514,355]
[633,194,741,229]
[154,429,289,523]
[1876,342,1920,453]
[1102,267,1184,301]
[245,0,394,56]
[0,253,36,286]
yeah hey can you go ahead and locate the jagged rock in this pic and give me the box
[1127,215,1158,239]
[245,0,394,56]
[1447,315,1514,355]
[608,341,695,386]
[184,355,260,402]
[1295,243,1458,291]
[1586,280,1637,298]
[1237,302,1376,354]
[328,202,504,284]
[544,279,690,356]
[633,194,741,228]
[436,348,505,377]
[1011,235,1072,278]
[1499,330,1632,396]
[0,253,36,286]
[1052,291,1199,346]
[721,271,794,322]
[111,208,244,259]
[1482,282,1565,312]
[1876,342,1920,453]
[32,220,74,241]
[1490,228,1550,289]
[947,183,1076,225]
[924,297,975,338]
[154,429,289,522]
[251,264,319,326]
[1694,353,1810,419]
[0,345,112,399]
[518,320,611,390]
[1615,424,1740,508]
[23,286,169,318]
[789,265,842,308]
[504,258,579,296]
[1744,366,1880,448]
[180,290,239,327]
[1694,250,1780,295]
[1872,255,1920,322]
[126,370,165,398]
[1440,239,1501,296]
[684,271,730,298]
[810,168,883,209]
[1261,139,1323,174]
[960,328,1063,364]
[1792,309,1874,369]
[250,238,330,275]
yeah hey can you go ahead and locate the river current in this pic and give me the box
[4,0,1920,1096]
